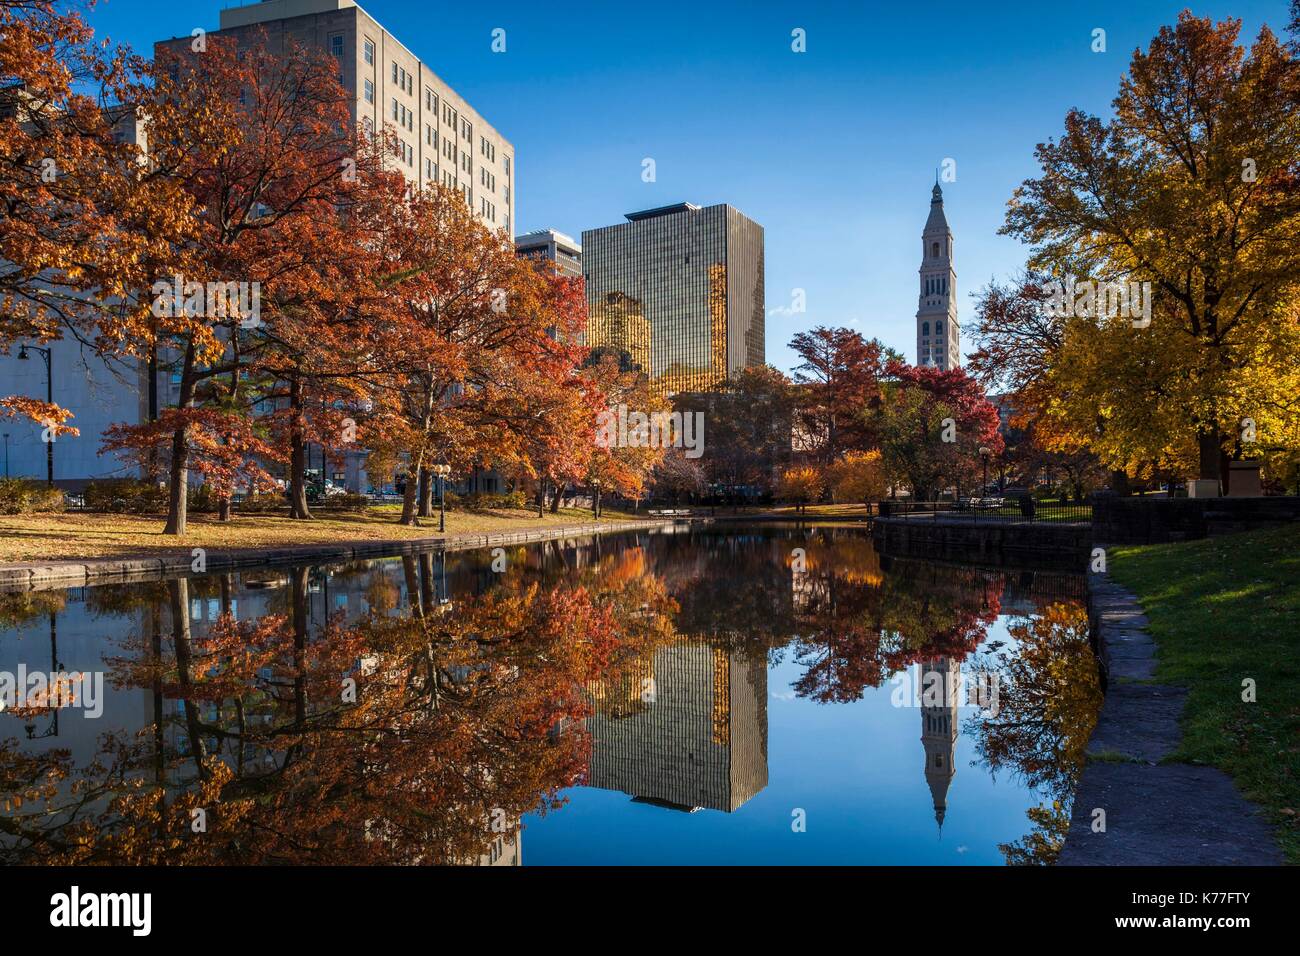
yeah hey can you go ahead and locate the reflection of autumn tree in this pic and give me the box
[964,602,1100,865]
[0,590,66,630]
[792,553,1003,703]
[0,547,678,864]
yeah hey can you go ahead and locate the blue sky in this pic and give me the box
[84,0,1292,373]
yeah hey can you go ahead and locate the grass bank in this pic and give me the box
[1109,524,1300,862]
[0,505,644,564]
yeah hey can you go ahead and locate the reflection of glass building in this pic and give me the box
[586,643,768,812]
[582,203,764,396]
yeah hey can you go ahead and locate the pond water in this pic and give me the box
[0,524,1098,865]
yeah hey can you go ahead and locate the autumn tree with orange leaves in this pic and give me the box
[363,182,600,526]
[992,11,1300,488]
[101,33,380,533]
[0,0,169,439]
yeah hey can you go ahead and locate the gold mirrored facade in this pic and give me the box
[582,203,764,395]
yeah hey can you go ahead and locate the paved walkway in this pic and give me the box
[1058,562,1283,865]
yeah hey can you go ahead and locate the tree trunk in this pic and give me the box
[218,496,231,521]
[549,483,563,513]
[288,376,313,520]
[400,452,424,526]
[290,567,308,728]
[168,578,207,777]
[1108,470,1130,496]
[162,344,196,536]
[145,341,159,484]
[418,468,433,518]
[1197,426,1223,483]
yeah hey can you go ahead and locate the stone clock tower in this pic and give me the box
[916,181,960,370]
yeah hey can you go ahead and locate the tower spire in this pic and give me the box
[916,180,959,370]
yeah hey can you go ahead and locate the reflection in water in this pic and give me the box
[587,644,767,813]
[0,526,1096,865]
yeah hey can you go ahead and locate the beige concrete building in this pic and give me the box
[515,228,581,279]
[167,0,514,233]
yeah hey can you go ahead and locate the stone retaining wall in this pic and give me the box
[872,516,1089,569]
[0,518,678,593]
[1091,495,1300,544]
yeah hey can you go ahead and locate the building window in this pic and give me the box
[364,78,374,103]
[936,321,943,334]
[364,39,374,65]
[932,241,939,258]
[392,62,398,84]
[330,34,344,57]
[922,322,930,336]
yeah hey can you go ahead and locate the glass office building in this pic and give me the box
[581,203,764,395]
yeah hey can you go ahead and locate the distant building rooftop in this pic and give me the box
[515,228,580,254]
[624,202,701,222]
[220,0,356,31]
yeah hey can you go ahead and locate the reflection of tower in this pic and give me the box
[918,656,960,832]
[586,642,768,812]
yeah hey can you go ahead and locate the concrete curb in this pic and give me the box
[1057,553,1283,865]
[0,518,679,593]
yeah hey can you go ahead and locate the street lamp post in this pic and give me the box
[591,478,602,521]
[431,462,451,533]
[17,345,53,486]
[979,446,991,495]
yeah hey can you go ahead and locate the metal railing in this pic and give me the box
[878,497,1092,524]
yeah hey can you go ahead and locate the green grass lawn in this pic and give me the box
[1109,525,1300,862]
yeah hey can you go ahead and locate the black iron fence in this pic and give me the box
[878,497,1092,524]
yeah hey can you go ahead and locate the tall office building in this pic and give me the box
[916,181,960,370]
[514,229,582,279]
[582,203,764,395]
[161,0,514,233]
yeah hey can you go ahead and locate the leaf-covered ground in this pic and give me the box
[0,506,645,563]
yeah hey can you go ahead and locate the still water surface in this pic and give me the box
[0,525,1097,865]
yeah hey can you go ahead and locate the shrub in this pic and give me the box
[235,492,287,514]
[83,479,167,514]
[0,478,66,515]
[317,492,369,512]
[826,450,886,503]
[187,483,216,513]
[461,490,527,511]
